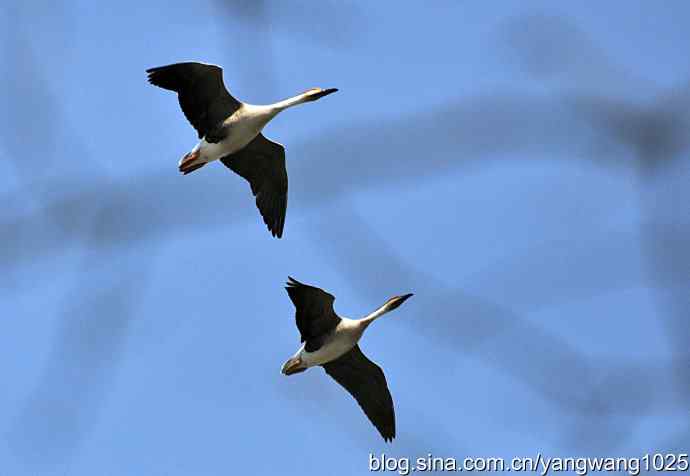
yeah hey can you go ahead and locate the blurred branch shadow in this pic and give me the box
[3,8,156,471]
[213,0,366,48]
[6,245,152,470]
[1,5,99,189]
[7,84,689,273]
[308,204,687,452]
[211,0,365,96]
[498,12,655,93]
[2,8,688,466]
[502,12,690,452]
[3,70,688,457]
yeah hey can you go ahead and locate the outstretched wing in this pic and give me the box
[146,62,241,139]
[221,134,288,238]
[285,276,340,349]
[323,345,396,442]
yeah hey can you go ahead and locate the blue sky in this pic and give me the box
[1,1,689,474]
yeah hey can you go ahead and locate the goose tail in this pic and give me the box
[179,150,205,175]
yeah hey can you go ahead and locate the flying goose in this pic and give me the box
[146,62,337,238]
[281,276,413,442]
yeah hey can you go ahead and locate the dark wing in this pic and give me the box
[146,62,241,139]
[221,134,288,238]
[285,276,340,349]
[323,345,396,442]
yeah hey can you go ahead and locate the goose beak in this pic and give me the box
[387,293,414,310]
[309,88,338,101]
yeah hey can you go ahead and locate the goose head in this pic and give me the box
[383,293,414,312]
[302,87,339,102]
[359,293,414,327]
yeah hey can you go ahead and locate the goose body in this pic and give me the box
[146,62,337,238]
[281,276,413,442]
[286,317,363,368]
[189,104,276,165]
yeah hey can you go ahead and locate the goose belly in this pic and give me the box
[301,337,356,367]
[195,117,264,163]
[194,133,254,164]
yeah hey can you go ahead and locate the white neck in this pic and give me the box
[268,92,313,112]
[358,302,391,329]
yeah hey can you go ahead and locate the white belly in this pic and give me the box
[298,319,363,368]
[301,339,355,368]
[195,127,258,163]
[189,104,275,164]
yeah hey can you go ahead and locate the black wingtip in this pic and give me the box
[145,66,161,79]
[381,431,395,442]
[145,69,163,87]
[262,208,284,238]
[144,65,182,91]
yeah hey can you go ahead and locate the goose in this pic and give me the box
[281,276,413,442]
[145,62,337,238]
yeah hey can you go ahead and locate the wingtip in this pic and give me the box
[265,218,284,238]
[273,215,285,238]
[286,276,305,288]
[145,66,162,78]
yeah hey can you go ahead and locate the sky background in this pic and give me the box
[1,1,689,474]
